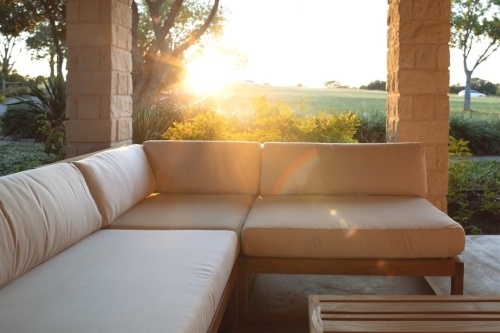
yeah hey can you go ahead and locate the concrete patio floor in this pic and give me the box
[236,235,500,332]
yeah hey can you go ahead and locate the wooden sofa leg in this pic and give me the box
[238,262,250,326]
[451,259,465,295]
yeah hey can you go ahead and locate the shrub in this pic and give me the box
[2,78,67,159]
[449,112,500,155]
[1,105,40,139]
[448,136,500,234]
[352,109,386,143]
[300,111,359,143]
[164,110,234,141]
[133,100,182,143]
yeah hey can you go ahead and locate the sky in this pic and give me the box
[11,0,500,89]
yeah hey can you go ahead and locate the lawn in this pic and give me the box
[211,84,500,116]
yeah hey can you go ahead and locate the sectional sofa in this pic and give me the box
[0,140,466,332]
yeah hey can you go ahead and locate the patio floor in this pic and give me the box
[236,235,500,332]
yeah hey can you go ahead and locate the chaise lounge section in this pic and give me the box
[0,140,466,332]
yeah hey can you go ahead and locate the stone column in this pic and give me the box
[65,0,133,157]
[387,0,451,212]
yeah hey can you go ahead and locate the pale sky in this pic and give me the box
[11,0,500,88]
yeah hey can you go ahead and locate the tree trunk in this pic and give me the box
[463,70,472,112]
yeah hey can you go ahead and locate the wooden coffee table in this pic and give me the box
[309,295,500,332]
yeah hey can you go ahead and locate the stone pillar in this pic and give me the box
[387,0,451,212]
[65,0,133,157]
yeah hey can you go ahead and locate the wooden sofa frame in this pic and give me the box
[238,256,464,326]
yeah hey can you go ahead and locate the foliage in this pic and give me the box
[300,111,359,143]
[132,0,224,107]
[3,77,66,158]
[352,109,386,143]
[449,78,499,95]
[164,109,234,141]
[0,0,66,79]
[25,21,64,78]
[0,105,40,139]
[0,142,59,177]
[324,80,348,89]
[450,0,500,111]
[162,96,360,144]
[359,80,386,91]
[448,137,500,234]
[449,111,500,155]
[133,99,183,143]
[244,97,302,142]
[470,78,498,96]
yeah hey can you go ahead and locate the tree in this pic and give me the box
[470,77,497,95]
[360,80,386,91]
[132,0,224,108]
[0,35,21,77]
[451,0,500,111]
[0,0,65,80]
[0,0,43,78]
[25,23,61,79]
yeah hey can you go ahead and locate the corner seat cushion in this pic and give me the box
[0,163,101,289]
[74,144,156,227]
[0,229,238,333]
[143,140,262,194]
[241,195,465,259]
[260,142,427,197]
[108,193,255,235]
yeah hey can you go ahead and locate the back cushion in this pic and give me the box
[260,142,427,197]
[144,141,262,195]
[75,145,156,226]
[0,163,102,288]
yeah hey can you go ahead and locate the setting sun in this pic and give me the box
[184,47,237,95]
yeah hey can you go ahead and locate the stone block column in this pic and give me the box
[65,0,133,157]
[387,0,451,212]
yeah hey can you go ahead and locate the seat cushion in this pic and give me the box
[242,195,465,259]
[143,140,262,195]
[0,163,101,289]
[108,193,255,235]
[74,144,156,227]
[0,229,238,333]
[260,142,427,197]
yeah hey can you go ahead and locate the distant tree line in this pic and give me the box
[449,78,499,96]
[359,78,499,96]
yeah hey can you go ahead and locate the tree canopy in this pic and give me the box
[132,0,224,107]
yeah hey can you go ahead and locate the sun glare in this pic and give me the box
[184,48,235,95]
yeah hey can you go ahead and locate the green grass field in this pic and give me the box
[211,84,500,116]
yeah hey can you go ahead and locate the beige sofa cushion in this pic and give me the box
[242,195,465,259]
[0,229,238,333]
[0,163,101,288]
[144,140,262,194]
[75,144,156,226]
[109,193,254,235]
[260,142,427,197]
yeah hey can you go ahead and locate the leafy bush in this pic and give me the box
[0,142,59,177]
[352,109,386,143]
[449,112,500,155]
[448,137,500,234]
[162,97,360,144]
[300,111,359,143]
[1,105,40,139]
[164,110,234,141]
